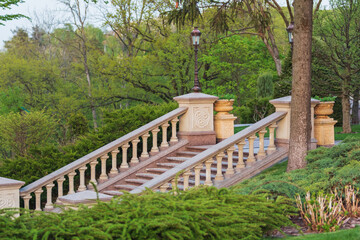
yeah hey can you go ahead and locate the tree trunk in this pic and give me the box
[352,88,359,125]
[342,79,351,133]
[287,0,313,171]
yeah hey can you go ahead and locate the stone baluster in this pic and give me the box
[215,152,225,181]
[89,160,98,186]
[170,117,179,144]
[120,144,130,169]
[183,170,191,190]
[34,188,43,211]
[130,139,140,164]
[236,140,246,170]
[160,123,170,148]
[68,171,77,195]
[99,155,109,181]
[160,183,169,193]
[23,195,32,209]
[194,164,203,186]
[171,179,177,192]
[267,124,277,154]
[44,183,55,210]
[56,177,65,203]
[140,133,150,159]
[109,149,119,177]
[78,165,87,192]
[225,146,235,177]
[257,129,267,160]
[204,158,214,186]
[247,135,256,163]
[151,128,160,153]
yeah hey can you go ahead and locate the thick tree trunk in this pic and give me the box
[352,88,359,125]
[287,0,313,171]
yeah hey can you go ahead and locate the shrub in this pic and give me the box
[296,192,347,232]
[257,72,274,98]
[0,187,297,240]
[233,138,360,199]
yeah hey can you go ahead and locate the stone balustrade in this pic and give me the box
[19,107,188,211]
[130,111,287,194]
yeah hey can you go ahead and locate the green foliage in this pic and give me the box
[0,103,177,184]
[257,72,274,98]
[287,226,360,240]
[313,95,337,102]
[233,97,275,123]
[0,187,297,240]
[0,86,25,114]
[67,112,88,139]
[0,0,28,25]
[0,111,56,157]
[233,138,360,199]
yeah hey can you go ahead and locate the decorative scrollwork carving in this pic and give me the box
[194,108,210,129]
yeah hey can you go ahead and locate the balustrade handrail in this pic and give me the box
[20,107,188,196]
[130,111,287,194]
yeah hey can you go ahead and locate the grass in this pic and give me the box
[263,226,360,239]
[335,124,360,140]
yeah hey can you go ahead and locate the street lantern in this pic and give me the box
[286,22,294,44]
[191,27,202,93]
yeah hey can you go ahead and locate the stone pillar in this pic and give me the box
[174,93,218,145]
[314,102,337,147]
[269,96,320,150]
[214,99,237,142]
[0,177,25,215]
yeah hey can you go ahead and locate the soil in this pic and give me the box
[268,216,360,238]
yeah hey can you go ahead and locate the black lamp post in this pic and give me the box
[286,22,294,52]
[191,27,201,93]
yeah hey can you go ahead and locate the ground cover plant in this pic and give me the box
[233,137,360,199]
[0,187,296,240]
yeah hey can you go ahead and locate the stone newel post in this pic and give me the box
[0,177,25,213]
[269,96,320,150]
[174,93,218,145]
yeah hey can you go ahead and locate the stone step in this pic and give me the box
[125,178,148,185]
[146,168,168,174]
[186,145,214,152]
[166,157,189,162]
[176,151,198,157]
[156,162,179,168]
[114,184,137,191]
[102,190,124,196]
[136,173,159,179]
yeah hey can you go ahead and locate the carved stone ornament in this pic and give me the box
[194,107,210,129]
[0,193,16,208]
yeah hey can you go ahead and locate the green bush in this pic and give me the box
[0,187,297,240]
[0,103,178,184]
[257,72,274,98]
[233,138,360,198]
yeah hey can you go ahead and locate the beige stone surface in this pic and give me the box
[314,118,337,146]
[174,93,218,132]
[214,114,237,139]
[0,177,25,212]
[269,96,320,142]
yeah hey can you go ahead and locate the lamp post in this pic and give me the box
[191,27,201,93]
[286,22,294,53]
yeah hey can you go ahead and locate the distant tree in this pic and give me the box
[257,72,274,98]
[0,0,28,25]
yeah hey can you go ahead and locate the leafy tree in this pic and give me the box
[0,111,56,157]
[314,0,360,133]
[0,0,27,25]
[257,72,274,98]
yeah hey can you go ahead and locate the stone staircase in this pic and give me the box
[15,93,295,211]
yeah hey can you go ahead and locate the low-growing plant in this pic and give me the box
[313,95,337,102]
[296,191,348,232]
[334,185,360,217]
[0,187,297,240]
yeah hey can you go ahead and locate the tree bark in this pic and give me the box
[352,88,359,125]
[287,0,313,171]
[342,77,352,133]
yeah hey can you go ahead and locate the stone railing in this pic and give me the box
[19,107,188,211]
[130,111,287,193]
